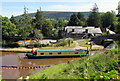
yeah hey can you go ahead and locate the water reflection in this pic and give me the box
[1,52,80,79]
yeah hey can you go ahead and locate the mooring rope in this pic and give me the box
[1,65,53,69]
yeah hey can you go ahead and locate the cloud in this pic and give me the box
[1,0,119,18]
[48,4,93,12]
[46,0,119,13]
[97,0,118,13]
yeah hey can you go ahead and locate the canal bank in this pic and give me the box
[0,48,39,53]
[0,44,103,53]
[29,49,119,79]
[1,52,80,79]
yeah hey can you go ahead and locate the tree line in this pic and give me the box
[1,4,120,42]
[68,3,120,33]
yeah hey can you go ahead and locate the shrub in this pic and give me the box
[2,42,20,48]
[65,38,73,46]
[56,38,74,47]
[26,42,49,48]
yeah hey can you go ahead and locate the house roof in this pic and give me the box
[106,28,116,34]
[65,26,102,34]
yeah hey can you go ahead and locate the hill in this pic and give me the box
[15,11,90,20]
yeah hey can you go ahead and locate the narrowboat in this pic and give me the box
[26,49,88,59]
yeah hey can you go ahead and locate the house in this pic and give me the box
[64,26,115,39]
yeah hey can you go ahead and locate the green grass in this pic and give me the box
[77,39,90,47]
[29,49,119,79]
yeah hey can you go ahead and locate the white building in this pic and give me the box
[64,26,115,39]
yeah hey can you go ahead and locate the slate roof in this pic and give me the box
[65,26,102,34]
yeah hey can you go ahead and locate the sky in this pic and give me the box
[1,0,119,18]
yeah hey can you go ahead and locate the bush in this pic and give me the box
[2,42,20,48]
[26,42,49,48]
[55,38,73,47]
[65,38,73,46]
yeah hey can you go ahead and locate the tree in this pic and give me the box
[1,16,17,39]
[35,8,45,30]
[17,6,32,44]
[77,12,86,26]
[68,13,80,26]
[34,28,43,42]
[10,15,17,25]
[68,12,86,26]
[87,3,101,27]
[116,22,120,33]
[42,19,54,37]
[57,18,68,28]
[101,11,117,31]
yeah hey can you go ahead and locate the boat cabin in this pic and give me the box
[36,49,86,56]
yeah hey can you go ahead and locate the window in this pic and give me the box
[58,52,62,54]
[49,52,53,55]
[72,29,75,32]
[40,53,44,55]
[75,52,79,54]
[85,29,88,33]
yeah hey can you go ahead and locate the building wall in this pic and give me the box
[64,26,104,39]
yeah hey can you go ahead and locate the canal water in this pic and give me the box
[1,52,80,79]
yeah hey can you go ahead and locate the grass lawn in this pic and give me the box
[77,39,90,47]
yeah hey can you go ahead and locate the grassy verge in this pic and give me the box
[29,49,119,79]
[77,39,90,47]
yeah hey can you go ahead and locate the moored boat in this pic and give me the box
[26,49,88,59]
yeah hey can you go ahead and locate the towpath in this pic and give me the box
[71,41,103,50]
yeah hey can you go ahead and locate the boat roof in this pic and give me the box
[36,49,85,52]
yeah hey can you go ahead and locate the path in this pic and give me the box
[72,41,103,50]
[72,41,105,56]
[72,41,87,50]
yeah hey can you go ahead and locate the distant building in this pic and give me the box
[64,26,115,39]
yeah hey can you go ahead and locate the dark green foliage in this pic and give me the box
[10,15,17,25]
[26,42,49,48]
[42,19,54,37]
[55,38,73,47]
[15,11,90,20]
[2,42,20,48]
[1,16,17,39]
[33,29,43,41]
[35,9,45,30]
[101,11,117,30]
[68,13,80,26]
[118,17,120,22]
[68,13,86,26]
[57,18,68,28]
[65,38,74,46]
[55,39,67,47]
[87,3,101,27]
[17,7,32,40]
[116,22,120,34]
[87,12,101,26]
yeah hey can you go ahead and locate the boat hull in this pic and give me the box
[26,53,87,59]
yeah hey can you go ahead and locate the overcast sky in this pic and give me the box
[1,0,119,18]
